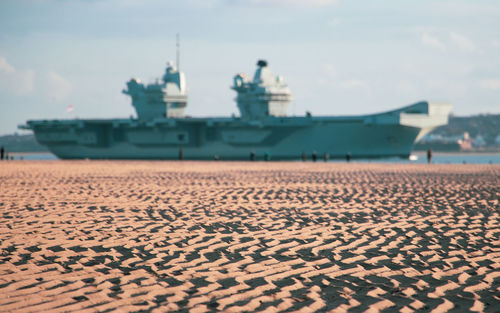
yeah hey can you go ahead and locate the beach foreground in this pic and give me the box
[0,161,499,312]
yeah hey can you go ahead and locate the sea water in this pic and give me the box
[7,152,500,164]
[355,152,500,165]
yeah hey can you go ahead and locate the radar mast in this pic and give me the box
[176,33,180,70]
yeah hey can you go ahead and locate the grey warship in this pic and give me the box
[21,60,452,160]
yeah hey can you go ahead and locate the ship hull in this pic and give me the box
[21,101,452,160]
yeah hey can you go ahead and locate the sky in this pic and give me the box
[0,0,499,135]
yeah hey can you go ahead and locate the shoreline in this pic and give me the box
[5,151,500,164]
[412,150,500,155]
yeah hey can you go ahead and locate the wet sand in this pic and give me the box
[0,161,499,312]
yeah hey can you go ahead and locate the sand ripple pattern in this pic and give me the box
[0,161,499,312]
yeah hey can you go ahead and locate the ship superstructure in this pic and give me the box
[123,62,187,119]
[233,60,292,119]
[20,59,452,160]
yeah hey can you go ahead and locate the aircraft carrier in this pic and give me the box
[20,60,452,160]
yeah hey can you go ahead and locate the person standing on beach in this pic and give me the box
[427,148,432,164]
[0,146,4,160]
[346,153,351,163]
[179,147,184,160]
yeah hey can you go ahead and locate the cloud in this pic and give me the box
[80,0,340,9]
[395,81,417,95]
[0,56,72,100]
[322,63,337,77]
[45,71,72,102]
[268,0,339,6]
[0,56,35,94]
[0,57,15,73]
[421,33,446,51]
[226,0,339,7]
[480,78,500,90]
[327,18,341,27]
[431,1,500,17]
[450,32,477,52]
[340,79,368,89]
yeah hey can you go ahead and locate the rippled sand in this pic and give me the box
[0,161,499,312]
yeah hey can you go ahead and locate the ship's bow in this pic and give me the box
[398,101,453,142]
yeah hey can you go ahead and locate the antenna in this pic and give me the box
[176,33,180,70]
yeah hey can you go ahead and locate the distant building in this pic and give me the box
[416,131,476,151]
[458,132,472,150]
[472,135,486,148]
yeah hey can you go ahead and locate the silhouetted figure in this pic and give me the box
[250,151,255,161]
[346,153,351,163]
[312,151,317,162]
[324,153,329,162]
[301,152,306,162]
[427,148,432,164]
[264,151,270,161]
[179,147,184,160]
[0,146,4,160]
[214,154,219,161]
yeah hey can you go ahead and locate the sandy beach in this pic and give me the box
[0,161,499,312]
